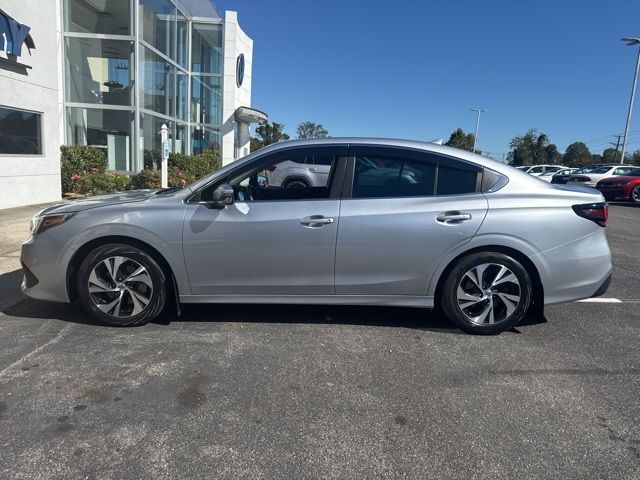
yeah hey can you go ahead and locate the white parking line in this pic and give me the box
[576,298,622,303]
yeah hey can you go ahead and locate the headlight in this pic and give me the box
[29,213,74,235]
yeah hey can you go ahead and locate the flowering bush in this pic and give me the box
[60,146,108,194]
[75,171,132,196]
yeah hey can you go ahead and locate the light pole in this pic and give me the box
[619,37,640,164]
[471,108,487,153]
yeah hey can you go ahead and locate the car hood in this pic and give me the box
[35,189,164,215]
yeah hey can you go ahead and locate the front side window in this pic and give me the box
[529,166,544,174]
[199,151,340,202]
[0,107,42,155]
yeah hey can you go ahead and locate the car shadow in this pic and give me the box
[608,201,639,208]
[1,268,547,334]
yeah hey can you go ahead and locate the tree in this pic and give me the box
[445,128,475,152]
[627,150,640,166]
[296,121,329,139]
[563,142,592,168]
[602,148,619,163]
[250,122,290,151]
[507,129,559,166]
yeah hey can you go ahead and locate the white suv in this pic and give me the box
[516,165,568,177]
[265,154,333,188]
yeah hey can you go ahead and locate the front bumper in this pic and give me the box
[20,235,76,303]
[595,185,631,199]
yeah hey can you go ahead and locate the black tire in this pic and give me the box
[439,252,532,335]
[76,244,166,326]
[631,185,640,204]
[284,178,310,188]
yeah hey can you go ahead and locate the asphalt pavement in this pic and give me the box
[0,203,638,479]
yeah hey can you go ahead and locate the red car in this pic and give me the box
[596,167,640,203]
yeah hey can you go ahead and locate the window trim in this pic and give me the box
[187,145,350,204]
[0,105,44,156]
[343,146,483,200]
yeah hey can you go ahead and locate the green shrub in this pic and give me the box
[75,171,132,196]
[131,152,222,189]
[168,152,221,178]
[131,169,161,189]
[60,146,108,194]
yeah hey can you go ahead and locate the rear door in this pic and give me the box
[335,146,488,295]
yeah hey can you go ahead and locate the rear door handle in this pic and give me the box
[300,215,334,227]
[436,211,472,224]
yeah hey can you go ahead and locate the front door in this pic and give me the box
[182,146,348,295]
[335,146,488,296]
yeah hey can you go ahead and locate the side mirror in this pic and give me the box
[202,183,234,209]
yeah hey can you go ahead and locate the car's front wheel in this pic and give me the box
[631,185,640,203]
[76,244,166,326]
[440,252,532,334]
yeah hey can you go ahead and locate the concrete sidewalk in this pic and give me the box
[0,202,58,308]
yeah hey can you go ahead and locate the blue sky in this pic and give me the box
[215,0,640,158]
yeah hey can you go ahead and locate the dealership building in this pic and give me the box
[0,0,265,209]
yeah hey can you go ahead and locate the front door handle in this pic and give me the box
[300,215,334,227]
[436,211,472,224]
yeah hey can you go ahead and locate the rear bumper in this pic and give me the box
[530,227,613,305]
[591,272,612,298]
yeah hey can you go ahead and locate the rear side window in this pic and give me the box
[351,149,481,198]
[353,156,435,198]
[437,163,478,195]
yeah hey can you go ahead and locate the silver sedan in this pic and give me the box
[21,138,612,334]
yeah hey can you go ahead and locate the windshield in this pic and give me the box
[575,165,604,174]
[588,166,615,174]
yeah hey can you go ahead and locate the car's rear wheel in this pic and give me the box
[440,252,532,334]
[76,244,166,326]
[631,185,640,203]
[284,178,310,188]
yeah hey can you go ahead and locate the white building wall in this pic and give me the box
[0,0,62,209]
[221,11,253,166]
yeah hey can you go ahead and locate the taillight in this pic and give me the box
[267,165,277,172]
[572,202,608,227]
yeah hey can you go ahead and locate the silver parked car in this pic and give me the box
[21,138,612,334]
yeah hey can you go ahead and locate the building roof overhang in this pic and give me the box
[235,107,268,124]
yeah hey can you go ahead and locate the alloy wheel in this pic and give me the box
[456,263,521,325]
[632,186,640,203]
[87,256,154,318]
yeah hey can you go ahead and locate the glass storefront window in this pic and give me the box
[176,12,188,69]
[140,114,179,169]
[191,126,220,156]
[67,107,134,171]
[64,0,131,35]
[174,124,187,154]
[0,107,42,155]
[191,76,222,126]
[140,47,176,117]
[65,38,134,106]
[177,71,188,121]
[191,23,223,74]
[139,0,176,60]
